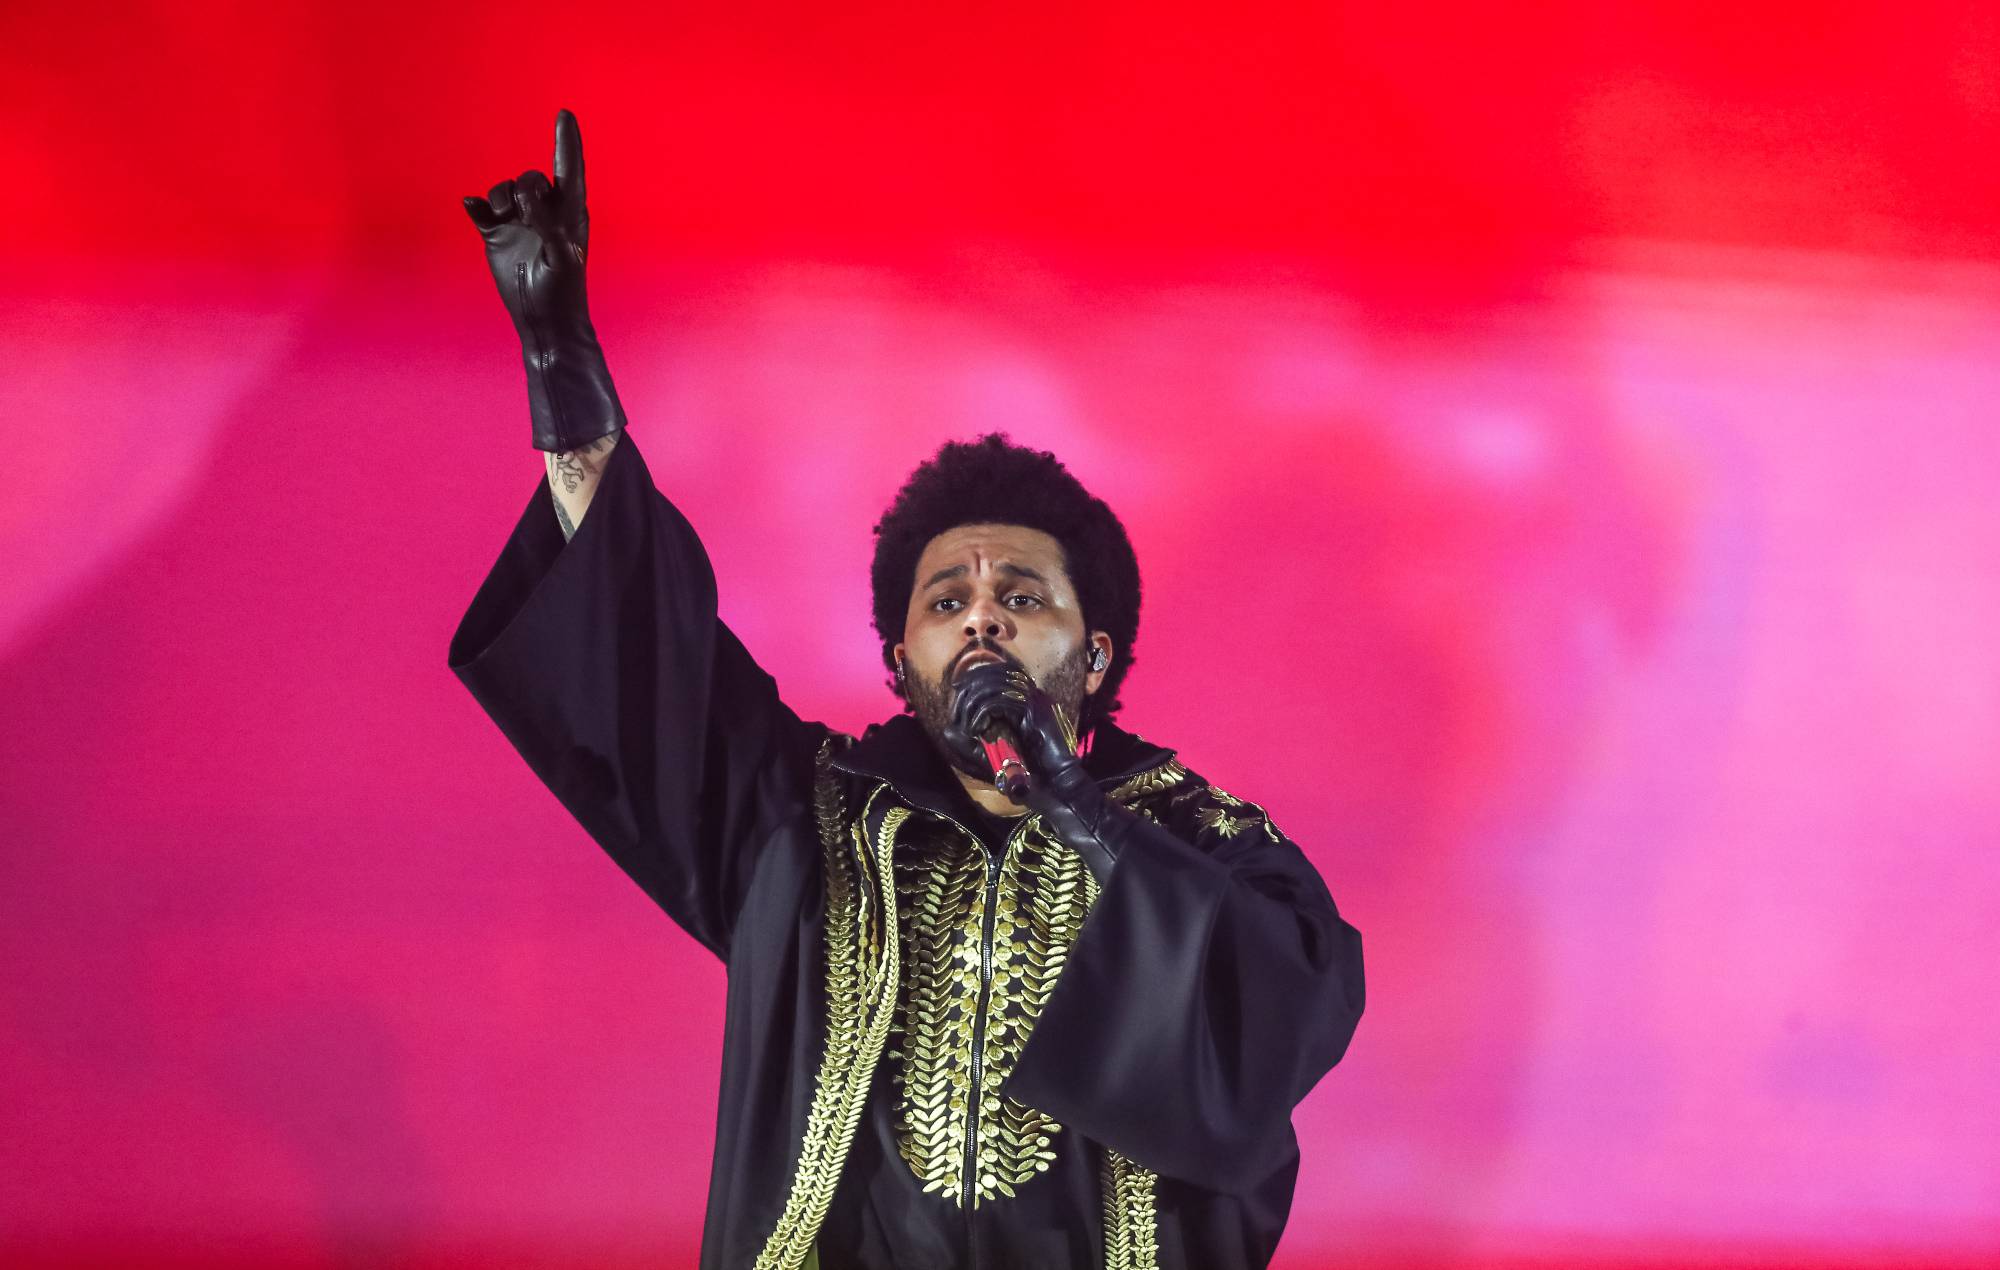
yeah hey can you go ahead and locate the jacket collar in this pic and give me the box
[830,713,1176,824]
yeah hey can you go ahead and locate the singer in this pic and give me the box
[449,110,1364,1270]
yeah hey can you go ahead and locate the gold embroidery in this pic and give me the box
[1053,700,1080,754]
[1100,1148,1160,1270]
[755,743,907,1270]
[1193,804,1249,837]
[1108,757,1188,804]
[762,743,1174,1266]
[1172,779,1285,845]
[886,817,1101,1205]
[886,818,986,1198]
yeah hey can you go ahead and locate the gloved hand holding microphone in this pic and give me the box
[943,656,1145,884]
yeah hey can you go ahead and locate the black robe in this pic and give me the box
[447,433,1365,1269]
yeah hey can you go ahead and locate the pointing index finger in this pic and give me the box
[552,108,585,207]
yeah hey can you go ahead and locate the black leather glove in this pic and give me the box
[462,108,628,452]
[946,660,1147,883]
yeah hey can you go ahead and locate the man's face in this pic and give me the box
[896,523,1113,783]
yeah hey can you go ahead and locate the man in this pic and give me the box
[450,109,1364,1270]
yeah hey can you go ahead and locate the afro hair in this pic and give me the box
[871,433,1141,736]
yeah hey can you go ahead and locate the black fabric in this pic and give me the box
[447,433,1365,1269]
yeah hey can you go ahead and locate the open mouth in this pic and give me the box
[951,647,1013,682]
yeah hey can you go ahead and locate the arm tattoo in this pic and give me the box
[545,428,620,542]
[551,449,586,494]
[550,429,621,493]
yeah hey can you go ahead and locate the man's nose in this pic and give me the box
[961,595,1012,640]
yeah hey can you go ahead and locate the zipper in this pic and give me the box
[964,843,1002,1209]
[864,776,1032,1262]
[515,263,541,367]
[964,815,1032,1270]
[516,261,565,446]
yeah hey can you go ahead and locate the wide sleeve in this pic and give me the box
[446,433,826,961]
[1001,781,1364,1192]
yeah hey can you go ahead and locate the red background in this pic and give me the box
[3,2,1997,1266]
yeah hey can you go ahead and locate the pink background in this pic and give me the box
[3,2,1996,1265]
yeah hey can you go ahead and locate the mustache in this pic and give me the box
[945,638,1023,686]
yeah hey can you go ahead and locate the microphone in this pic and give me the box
[953,649,1034,800]
[978,727,1033,801]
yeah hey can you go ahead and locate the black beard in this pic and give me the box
[909,640,1091,784]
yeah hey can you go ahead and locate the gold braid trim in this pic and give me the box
[1099,1148,1160,1270]
[754,744,907,1270]
[1094,761,1175,1268]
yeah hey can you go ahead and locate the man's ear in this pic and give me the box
[1083,631,1113,694]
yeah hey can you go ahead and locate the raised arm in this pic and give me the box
[449,111,824,959]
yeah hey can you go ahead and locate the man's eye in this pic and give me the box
[931,594,1039,613]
